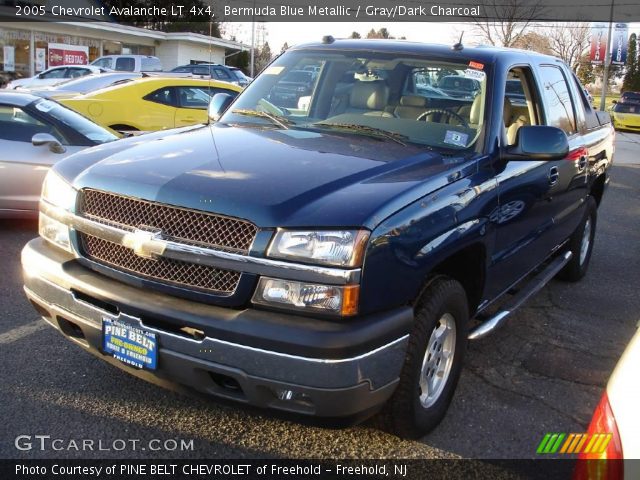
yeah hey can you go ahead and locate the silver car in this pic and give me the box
[0,92,118,218]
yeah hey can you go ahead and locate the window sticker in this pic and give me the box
[444,130,469,147]
[463,69,486,81]
[263,66,285,75]
[35,100,56,112]
[469,61,484,70]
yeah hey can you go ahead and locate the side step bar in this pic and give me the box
[468,251,573,340]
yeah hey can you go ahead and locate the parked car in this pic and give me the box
[618,91,640,105]
[58,77,242,132]
[268,69,316,107]
[28,72,143,99]
[610,102,640,132]
[0,92,118,218]
[22,40,613,439]
[170,63,252,87]
[91,55,162,73]
[5,65,106,90]
[574,325,640,479]
[437,75,481,99]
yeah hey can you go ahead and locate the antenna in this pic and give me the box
[452,32,464,51]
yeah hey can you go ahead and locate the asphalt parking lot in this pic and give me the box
[1,132,639,460]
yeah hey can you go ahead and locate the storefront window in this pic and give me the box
[0,28,31,83]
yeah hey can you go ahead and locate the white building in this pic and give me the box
[0,21,249,79]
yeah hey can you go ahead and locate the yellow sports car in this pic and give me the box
[59,77,242,132]
[611,102,640,132]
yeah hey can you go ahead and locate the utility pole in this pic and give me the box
[250,0,256,77]
[599,0,615,111]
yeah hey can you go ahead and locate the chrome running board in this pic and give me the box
[468,251,573,340]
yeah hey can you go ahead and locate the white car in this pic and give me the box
[576,325,640,476]
[6,65,106,90]
[0,92,118,217]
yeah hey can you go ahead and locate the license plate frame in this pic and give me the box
[102,318,157,370]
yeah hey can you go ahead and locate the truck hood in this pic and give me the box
[56,123,471,229]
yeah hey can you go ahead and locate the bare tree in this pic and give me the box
[473,0,545,47]
[546,22,590,71]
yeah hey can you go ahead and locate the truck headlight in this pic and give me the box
[252,277,359,316]
[267,230,369,267]
[41,170,77,211]
[39,170,76,253]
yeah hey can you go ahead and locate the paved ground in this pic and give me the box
[1,133,638,460]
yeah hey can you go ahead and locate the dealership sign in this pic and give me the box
[48,43,88,66]
[611,23,628,65]
[590,23,607,65]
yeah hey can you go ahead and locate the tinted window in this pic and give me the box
[176,87,231,109]
[92,58,112,69]
[539,65,576,135]
[0,104,58,142]
[115,57,136,72]
[41,68,67,79]
[171,67,191,73]
[144,87,176,106]
[613,103,639,113]
[213,68,232,80]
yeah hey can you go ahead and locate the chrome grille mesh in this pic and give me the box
[79,189,257,253]
[81,235,240,294]
[77,189,257,295]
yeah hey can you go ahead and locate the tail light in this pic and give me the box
[566,146,589,161]
[573,392,623,480]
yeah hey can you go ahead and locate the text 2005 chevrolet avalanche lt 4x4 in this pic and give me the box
[23,39,613,438]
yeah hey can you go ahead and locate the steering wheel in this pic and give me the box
[417,109,469,128]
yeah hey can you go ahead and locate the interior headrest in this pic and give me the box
[350,81,389,110]
[503,97,513,124]
[399,95,426,107]
[469,95,482,124]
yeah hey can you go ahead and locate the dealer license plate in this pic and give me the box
[102,318,157,370]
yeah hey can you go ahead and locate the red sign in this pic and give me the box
[589,23,607,65]
[48,43,88,67]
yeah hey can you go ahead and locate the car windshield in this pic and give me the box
[621,92,640,101]
[221,49,488,152]
[614,103,639,113]
[33,99,118,143]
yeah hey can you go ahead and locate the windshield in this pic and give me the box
[614,103,639,113]
[34,99,118,144]
[221,49,488,153]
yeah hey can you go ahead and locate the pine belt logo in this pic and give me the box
[537,432,612,455]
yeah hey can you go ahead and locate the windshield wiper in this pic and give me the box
[311,122,408,146]
[231,109,292,129]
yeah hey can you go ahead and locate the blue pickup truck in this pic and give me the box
[22,39,613,438]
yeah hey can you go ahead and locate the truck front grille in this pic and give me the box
[77,189,257,296]
[80,235,241,294]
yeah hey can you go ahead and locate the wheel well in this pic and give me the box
[420,243,486,315]
[591,173,606,207]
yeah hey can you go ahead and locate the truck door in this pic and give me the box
[488,66,570,297]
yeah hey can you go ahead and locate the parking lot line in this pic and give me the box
[0,320,45,345]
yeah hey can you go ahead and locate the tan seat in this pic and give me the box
[503,97,530,144]
[346,80,394,117]
[394,95,428,119]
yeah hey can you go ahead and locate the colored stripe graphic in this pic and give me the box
[537,433,613,455]
[537,433,565,454]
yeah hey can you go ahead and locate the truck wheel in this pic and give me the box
[557,197,597,282]
[379,276,468,439]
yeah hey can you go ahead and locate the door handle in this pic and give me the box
[548,166,559,186]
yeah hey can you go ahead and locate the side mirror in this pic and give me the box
[208,93,234,123]
[32,133,66,154]
[502,126,569,161]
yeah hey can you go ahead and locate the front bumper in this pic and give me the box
[22,238,412,418]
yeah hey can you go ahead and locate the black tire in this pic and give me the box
[378,276,469,439]
[557,197,597,282]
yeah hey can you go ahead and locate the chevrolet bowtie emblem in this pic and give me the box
[122,228,167,260]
